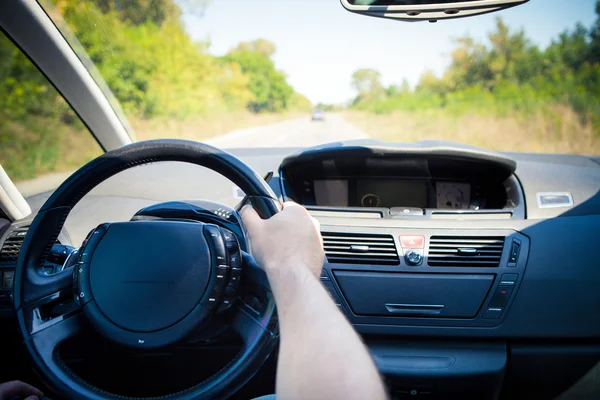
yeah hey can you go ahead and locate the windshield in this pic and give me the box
[3,0,599,196]
[33,1,600,154]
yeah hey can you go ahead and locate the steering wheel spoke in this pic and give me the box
[231,252,278,349]
[28,309,86,352]
[234,290,277,347]
[20,283,82,336]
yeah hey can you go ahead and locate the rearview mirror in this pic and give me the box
[340,0,529,23]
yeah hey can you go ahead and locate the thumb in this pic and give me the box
[241,205,263,234]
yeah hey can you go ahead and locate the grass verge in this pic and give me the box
[343,106,600,155]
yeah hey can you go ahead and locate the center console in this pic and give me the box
[319,228,528,328]
[278,142,531,398]
[279,143,528,329]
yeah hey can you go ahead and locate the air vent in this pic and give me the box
[0,226,29,264]
[322,232,399,265]
[428,236,505,267]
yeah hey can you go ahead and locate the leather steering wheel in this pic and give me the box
[13,140,281,399]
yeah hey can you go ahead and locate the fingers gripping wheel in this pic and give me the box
[14,140,280,400]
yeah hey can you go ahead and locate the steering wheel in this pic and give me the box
[13,140,281,399]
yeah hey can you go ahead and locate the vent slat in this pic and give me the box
[324,250,399,257]
[429,236,504,243]
[322,232,399,265]
[429,249,503,255]
[324,244,395,250]
[429,244,504,249]
[429,261,500,267]
[323,241,395,247]
[427,235,505,268]
[321,235,392,242]
[428,256,501,261]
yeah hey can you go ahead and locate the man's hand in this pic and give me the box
[241,201,324,279]
[0,380,44,400]
[241,201,388,399]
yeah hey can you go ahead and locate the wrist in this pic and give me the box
[264,262,316,302]
[264,260,313,282]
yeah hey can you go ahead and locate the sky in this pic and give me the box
[182,0,598,105]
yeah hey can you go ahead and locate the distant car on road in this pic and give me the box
[311,109,325,121]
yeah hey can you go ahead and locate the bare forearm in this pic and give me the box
[267,265,388,400]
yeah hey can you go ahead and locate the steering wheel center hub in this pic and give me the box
[88,221,211,333]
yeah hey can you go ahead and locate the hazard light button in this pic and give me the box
[399,235,425,249]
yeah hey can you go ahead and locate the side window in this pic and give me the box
[0,30,102,197]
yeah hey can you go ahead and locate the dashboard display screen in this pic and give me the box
[313,179,428,208]
[356,179,427,208]
[436,182,471,209]
[314,179,349,206]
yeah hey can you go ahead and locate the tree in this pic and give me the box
[349,10,600,124]
[90,0,181,25]
[224,40,295,112]
[590,0,600,64]
[235,39,276,58]
[416,70,445,94]
[351,68,384,97]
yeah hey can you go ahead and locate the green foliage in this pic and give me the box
[91,0,181,25]
[351,68,386,104]
[351,5,600,137]
[290,93,313,112]
[48,0,307,119]
[1,0,310,181]
[0,32,102,181]
[0,34,69,120]
[223,41,296,113]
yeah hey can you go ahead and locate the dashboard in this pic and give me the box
[2,140,600,400]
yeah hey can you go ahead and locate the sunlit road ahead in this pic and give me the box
[206,112,369,148]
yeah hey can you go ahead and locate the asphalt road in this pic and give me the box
[206,112,369,148]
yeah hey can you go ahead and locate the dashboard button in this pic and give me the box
[508,239,521,266]
[75,263,92,305]
[205,225,228,265]
[399,235,425,248]
[80,250,91,263]
[222,285,238,306]
[482,307,503,319]
[229,267,242,288]
[229,251,241,269]
[222,229,238,250]
[404,250,423,266]
[207,284,226,304]
[391,208,424,216]
[500,273,518,285]
[489,285,514,308]
[216,265,229,281]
